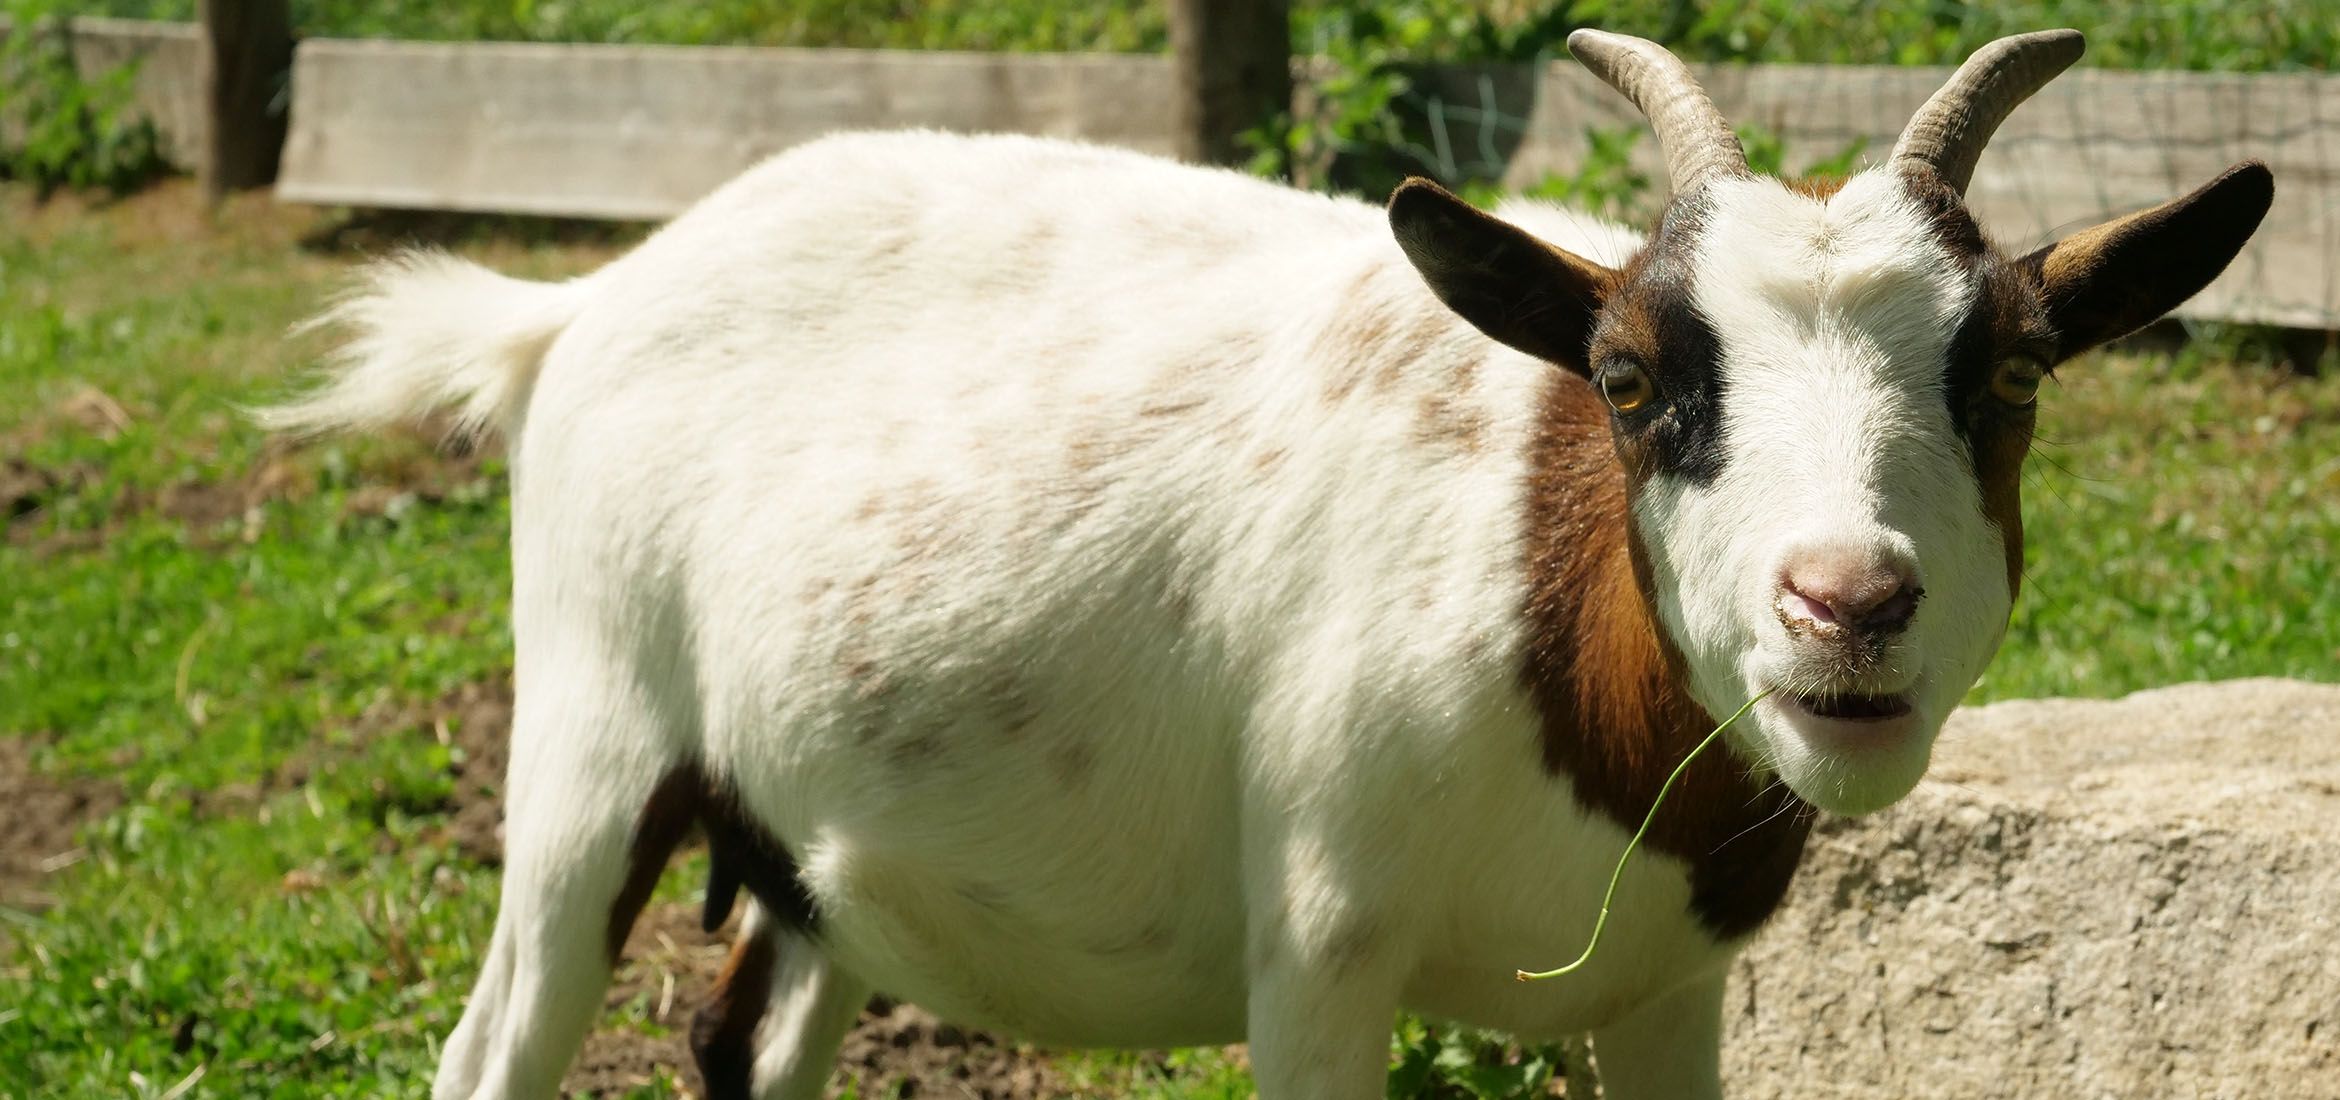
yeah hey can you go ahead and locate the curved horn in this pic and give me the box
[1891,30,2085,194]
[1567,29,1746,195]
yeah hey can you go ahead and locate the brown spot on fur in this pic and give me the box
[1323,916,1381,971]
[1049,741,1096,785]
[1251,447,1288,474]
[1161,577,1198,627]
[845,657,896,702]
[1320,291,1402,404]
[984,670,1041,736]
[1138,397,1210,419]
[690,930,777,1100]
[864,224,918,267]
[1520,375,1810,939]
[1785,175,1851,201]
[889,729,945,770]
[1414,391,1487,453]
[1065,431,1119,476]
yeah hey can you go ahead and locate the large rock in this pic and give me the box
[1724,679,2340,1100]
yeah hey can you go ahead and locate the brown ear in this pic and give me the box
[2019,161,2273,363]
[1388,178,1617,375]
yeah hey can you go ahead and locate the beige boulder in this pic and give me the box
[1722,678,2340,1099]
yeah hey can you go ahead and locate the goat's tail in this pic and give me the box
[254,251,596,444]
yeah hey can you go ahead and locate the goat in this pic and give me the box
[265,28,2270,1100]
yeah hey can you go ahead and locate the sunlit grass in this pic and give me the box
[2,176,2333,1096]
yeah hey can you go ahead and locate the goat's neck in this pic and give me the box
[1519,374,1812,938]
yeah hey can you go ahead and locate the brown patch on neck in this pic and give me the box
[691,930,779,1100]
[1520,375,1811,939]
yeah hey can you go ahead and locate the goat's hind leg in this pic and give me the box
[694,901,870,1100]
[432,680,695,1100]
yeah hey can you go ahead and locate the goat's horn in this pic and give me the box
[1567,29,1746,195]
[1891,30,2085,194]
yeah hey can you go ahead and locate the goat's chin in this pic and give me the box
[1751,700,1938,817]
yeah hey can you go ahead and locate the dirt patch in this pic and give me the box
[564,902,1079,1099]
[432,679,514,865]
[831,1001,1074,1099]
[5,395,499,559]
[563,902,729,1096]
[144,432,498,551]
[0,736,123,927]
[3,455,101,532]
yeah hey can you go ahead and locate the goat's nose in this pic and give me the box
[1778,548,1921,637]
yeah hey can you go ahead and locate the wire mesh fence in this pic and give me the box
[1308,56,2338,330]
[24,15,2340,333]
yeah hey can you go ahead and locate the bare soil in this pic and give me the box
[0,735,122,931]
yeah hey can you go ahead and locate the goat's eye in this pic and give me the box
[1990,355,2047,406]
[1597,360,1657,414]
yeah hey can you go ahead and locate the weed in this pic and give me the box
[0,0,168,196]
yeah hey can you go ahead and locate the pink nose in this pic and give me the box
[1779,548,1921,636]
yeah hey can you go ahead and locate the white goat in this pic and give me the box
[267,29,2269,1100]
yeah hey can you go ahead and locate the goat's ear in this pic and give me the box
[2019,161,2273,364]
[1388,178,1616,376]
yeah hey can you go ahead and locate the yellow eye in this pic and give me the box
[1597,360,1657,414]
[1991,356,2046,406]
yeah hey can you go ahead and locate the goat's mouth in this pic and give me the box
[1767,685,1923,757]
[1782,690,1913,722]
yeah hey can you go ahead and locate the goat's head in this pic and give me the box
[1391,29,2272,816]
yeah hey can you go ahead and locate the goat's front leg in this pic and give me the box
[1588,969,1727,1100]
[1244,935,1404,1099]
[1241,845,1408,1099]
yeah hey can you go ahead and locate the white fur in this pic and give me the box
[1645,171,2013,814]
[277,132,2013,1100]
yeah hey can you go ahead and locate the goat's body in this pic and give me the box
[277,27,2280,1095]
[505,132,1722,1045]
[283,131,1745,1095]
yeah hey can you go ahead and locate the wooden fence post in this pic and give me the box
[197,0,291,197]
[1167,0,1291,169]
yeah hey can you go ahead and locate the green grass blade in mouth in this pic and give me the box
[1515,689,1772,982]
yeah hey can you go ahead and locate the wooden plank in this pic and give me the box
[276,38,1176,220]
[0,18,209,170]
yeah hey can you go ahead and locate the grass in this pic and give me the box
[0,178,2334,1097]
[73,0,2340,71]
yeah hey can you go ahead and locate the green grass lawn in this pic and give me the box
[0,179,2333,1098]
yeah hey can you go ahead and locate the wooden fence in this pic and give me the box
[23,19,2340,329]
